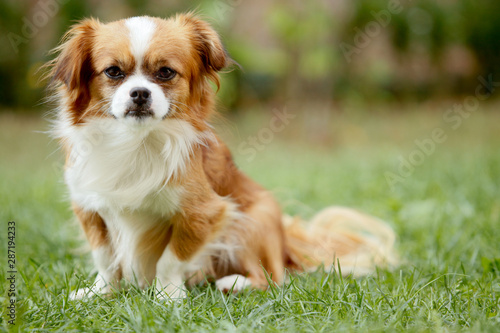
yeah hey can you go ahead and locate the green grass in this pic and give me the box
[1,103,500,332]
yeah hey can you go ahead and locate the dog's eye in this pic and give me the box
[156,67,176,81]
[104,66,125,79]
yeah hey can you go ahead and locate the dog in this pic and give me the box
[47,13,396,300]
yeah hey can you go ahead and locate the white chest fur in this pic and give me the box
[60,117,203,212]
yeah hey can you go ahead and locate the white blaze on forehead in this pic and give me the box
[125,17,156,65]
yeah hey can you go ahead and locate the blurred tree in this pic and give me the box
[0,0,32,108]
[462,0,500,92]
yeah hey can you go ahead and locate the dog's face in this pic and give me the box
[51,14,228,127]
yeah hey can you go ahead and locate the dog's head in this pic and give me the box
[50,14,230,128]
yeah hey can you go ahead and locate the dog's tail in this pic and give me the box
[283,206,397,276]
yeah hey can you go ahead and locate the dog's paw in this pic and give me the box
[155,283,186,302]
[215,274,251,293]
[69,287,99,300]
[69,283,112,300]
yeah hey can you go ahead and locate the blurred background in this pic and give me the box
[1,0,499,114]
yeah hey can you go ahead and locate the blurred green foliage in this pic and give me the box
[0,0,498,111]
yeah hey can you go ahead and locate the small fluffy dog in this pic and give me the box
[48,13,396,300]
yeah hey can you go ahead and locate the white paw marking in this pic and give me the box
[156,283,186,302]
[215,274,251,293]
[69,286,103,300]
[69,274,113,300]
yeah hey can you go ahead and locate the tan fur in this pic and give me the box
[50,13,397,294]
[135,223,172,274]
[72,204,109,249]
[168,149,234,261]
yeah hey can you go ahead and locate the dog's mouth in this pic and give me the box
[125,108,154,119]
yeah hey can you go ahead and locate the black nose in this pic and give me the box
[130,87,151,105]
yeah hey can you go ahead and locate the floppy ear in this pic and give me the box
[49,18,98,120]
[181,14,232,88]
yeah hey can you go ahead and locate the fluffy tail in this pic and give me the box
[284,206,397,276]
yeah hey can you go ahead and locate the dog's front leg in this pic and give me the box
[71,205,121,299]
[155,196,234,301]
[71,245,121,299]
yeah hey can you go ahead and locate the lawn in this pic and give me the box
[1,101,499,332]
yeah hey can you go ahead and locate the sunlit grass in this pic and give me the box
[1,103,499,332]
